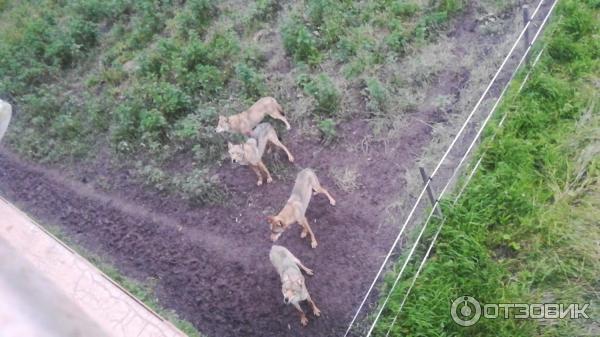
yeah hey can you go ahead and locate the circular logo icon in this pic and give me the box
[451,296,481,326]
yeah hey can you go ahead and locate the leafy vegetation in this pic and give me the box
[0,0,471,201]
[0,0,473,204]
[372,1,600,336]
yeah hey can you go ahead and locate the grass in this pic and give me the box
[0,0,531,334]
[0,0,471,201]
[330,166,360,192]
[370,1,600,336]
[44,224,203,337]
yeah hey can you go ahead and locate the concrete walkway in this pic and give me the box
[0,197,188,337]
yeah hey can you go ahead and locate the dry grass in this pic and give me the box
[330,166,360,192]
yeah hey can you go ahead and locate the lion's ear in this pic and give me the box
[228,142,233,149]
[267,216,275,224]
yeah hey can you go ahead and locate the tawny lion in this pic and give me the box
[268,168,336,248]
[0,99,12,143]
[228,123,294,186]
[216,96,291,135]
[270,245,320,326]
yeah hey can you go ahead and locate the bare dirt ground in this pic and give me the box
[0,1,553,336]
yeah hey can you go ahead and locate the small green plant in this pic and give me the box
[282,18,321,66]
[173,169,226,205]
[391,2,420,17]
[365,77,388,114]
[299,74,340,116]
[252,0,281,21]
[317,118,337,144]
[68,18,98,51]
[175,0,218,38]
[385,23,408,54]
[137,163,170,191]
[235,63,266,100]
[139,109,168,139]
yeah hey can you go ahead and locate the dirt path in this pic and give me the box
[0,1,553,336]
[0,198,186,337]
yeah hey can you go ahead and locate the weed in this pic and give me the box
[391,2,420,17]
[235,63,267,100]
[365,77,388,114]
[317,118,337,145]
[282,18,321,66]
[252,0,281,22]
[374,2,600,336]
[298,74,340,117]
[172,169,226,205]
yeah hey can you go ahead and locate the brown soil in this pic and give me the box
[0,1,553,336]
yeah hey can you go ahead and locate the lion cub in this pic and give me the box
[270,245,320,326]
[268,168,335,248]
[228,123,294,186]
[216,97,291,135]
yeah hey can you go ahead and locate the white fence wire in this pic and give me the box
[344,0,558,335]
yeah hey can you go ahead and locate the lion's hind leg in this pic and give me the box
[268,135,294,162]
[311,176,336,206]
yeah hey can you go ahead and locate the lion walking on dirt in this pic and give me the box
[227,123,294,186]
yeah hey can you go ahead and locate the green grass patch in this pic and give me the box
[370,1,600,336]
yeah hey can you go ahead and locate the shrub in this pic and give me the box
[547,33,579,63]
[365,77,388,113]
[183,64,225,96]
[235,63,266,99]
[128,0,173,49]
[111,103,141,150]
[137,163,170,191]
[139,38,179,78]
[438,0,464,14]
[317,118,337,144]
[171,109,223,164]
[70,0,125,23]
[52,113,82,141]
[385,23,407,54]
[306,0,332,26]
[139,109,168,136]
[68,18,98,50]
[173,169,226,205]
[179,39,212,70]
[282,19,321,65]
[391,2,420,17]
[138,82,192,121]
[253,0,281,21]
[206,32,241,67]
[45,33,79,69]
[111,81,191,150]
[299,74,340,116]
[319,12,346,48]
[175,0,217,38]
